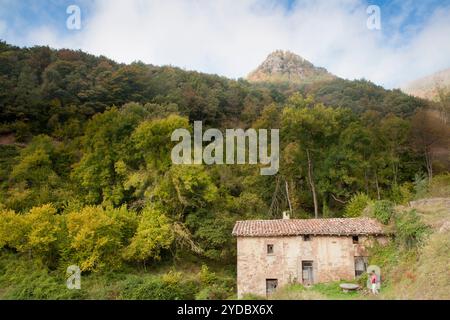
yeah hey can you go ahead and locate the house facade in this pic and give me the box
[232,217,387,298]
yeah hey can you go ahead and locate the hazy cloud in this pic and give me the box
[0,19,6,37]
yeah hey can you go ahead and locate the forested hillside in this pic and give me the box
[0,41,449,299]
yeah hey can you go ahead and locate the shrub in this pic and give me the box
[344,193,371,218]
[372,200,395,224]
[12,121,32,143]
[198,264,217,286]
[194,264,234,299]
[195,283,233,300]
[391,182,414,204]
[395,209,430,248]
[0,252,85,300]
[356,272,368,288]
[161,270,183,285]
[427,173,450,198]
[368,242,398,270]
[413,172,428,199]
[4,269,84,300]
[119,273,198,300]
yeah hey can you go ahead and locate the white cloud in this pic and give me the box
[11,0,450,88]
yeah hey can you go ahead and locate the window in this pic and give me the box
[352,236,359,244]
[354,256,368,277]
[303,235,311,241]
[267,244,274,254]
[266,279,278,295]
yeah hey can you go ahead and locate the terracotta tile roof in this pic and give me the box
[232,217,385,237]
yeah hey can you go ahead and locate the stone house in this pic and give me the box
[232,216,387,298]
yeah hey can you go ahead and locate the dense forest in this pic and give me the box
[0,41,449,299]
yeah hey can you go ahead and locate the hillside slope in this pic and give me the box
[402,68,450,100]
[385,198,450,299]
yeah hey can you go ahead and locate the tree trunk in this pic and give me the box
[306,149,319,218]
[424,147,433,182]
[285,179,293,213]
[375,171,381,200]
[364,168,369,195]
[392,162,398,187]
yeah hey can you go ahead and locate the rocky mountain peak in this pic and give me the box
[247,50,336,84]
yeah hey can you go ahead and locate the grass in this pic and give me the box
[312,282,361,299]
[371,195,450,300]
[426,174,450,198]
[270,281,369,300]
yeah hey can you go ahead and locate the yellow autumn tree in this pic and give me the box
[0,209,27,250]
[22,204,61,259]
[0,204,61,264]
[64,205,137,272]
[123,207,174,265]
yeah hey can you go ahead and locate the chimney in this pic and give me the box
[282,211,290,220]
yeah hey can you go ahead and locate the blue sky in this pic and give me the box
[1,0,450,88]
[0,0,91,40]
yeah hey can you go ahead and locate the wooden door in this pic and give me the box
[302,261,314,285]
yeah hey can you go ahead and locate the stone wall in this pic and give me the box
[236,235,387,298]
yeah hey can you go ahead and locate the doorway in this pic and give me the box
[302,261,314,285]
[354,256,368,277]
[266,279,278,296]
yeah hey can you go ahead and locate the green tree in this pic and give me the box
[282,100,347,217]
[377,114,410,186]
[123,207,174,264]
[64,206,129,272]
[132,114,189,171]
[0,209,27,250]
[7,135,72,211]
[72,104,147,205]
[0,204,60,264]
[21,204,61,262]
[154,165,218,219]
